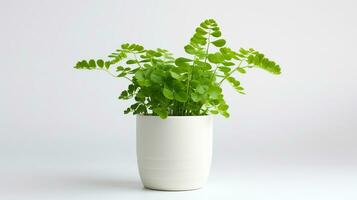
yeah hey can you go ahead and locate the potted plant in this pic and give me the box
[74,19,281,191]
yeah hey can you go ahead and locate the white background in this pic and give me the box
[1,0,356,199]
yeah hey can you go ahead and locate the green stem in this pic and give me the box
[99,68,132,82]
[204,30,211,63]
[211,64,219,79]
[132,52,143,68]
[183,56,197,115]
[218,60,244,85]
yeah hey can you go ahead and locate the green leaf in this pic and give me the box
[119,90,129,100]
[211,39,226,47]
[130,103,140,110]
[105,61,111,69]
[227,77,240,87]
[74,60,88,69]
[194,33,206,40]
[237,67,246,74]
[169,71,181,79]
[211,31,221,37]
[117,71,128,77]
[126,60,137,64]
[210,110,219,114]
[196,27,207,35]
[175,57,192,67]
[96,59,104,68]
[218,66,231,73]
[128,84,136,93]
[121,43,130,49]
[116,66,124,71]
[191,36,207,45]
[200,22,208,29]
[219,47,236,60]
[194,60,212,70]
[236,86,244,91]
[134,104,147,114]
[154,52,162,57]
[221,111,230,118]
[175,91,188,102]
[208,86,222,99]
[239,48,249,55]
[218,104,229,111]
[124,107,131,114]
[191,92,201,102]
[128,44,137,50]
[134,70,145,81]
[208,19,216,24]
[246,51,281,74]
[150,69,165,84]
[88,59,96,69]
[184,45,196,55]
[134,45,144,51]
[163,87,174,100]
[153,107,168,119]
[212,27,220,31]
[196,85,207,94]
[207,53,225,63]
[222,61,235,66]
[117,72,127,77]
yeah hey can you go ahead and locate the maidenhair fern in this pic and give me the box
[74,19,281,118]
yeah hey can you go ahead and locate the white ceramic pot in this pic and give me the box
[136,115,213,191]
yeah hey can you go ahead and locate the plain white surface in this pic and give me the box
[1,156,356,200]
[1,0,356,199]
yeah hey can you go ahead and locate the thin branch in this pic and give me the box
[218,59,244,85]
[98,68,132,82]
[204,30,211,63]
[132,52,143,68]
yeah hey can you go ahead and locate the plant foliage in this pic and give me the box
[74,19,281,118]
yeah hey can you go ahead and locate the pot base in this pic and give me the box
[143,185,202,191]
[142,175,206,191]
